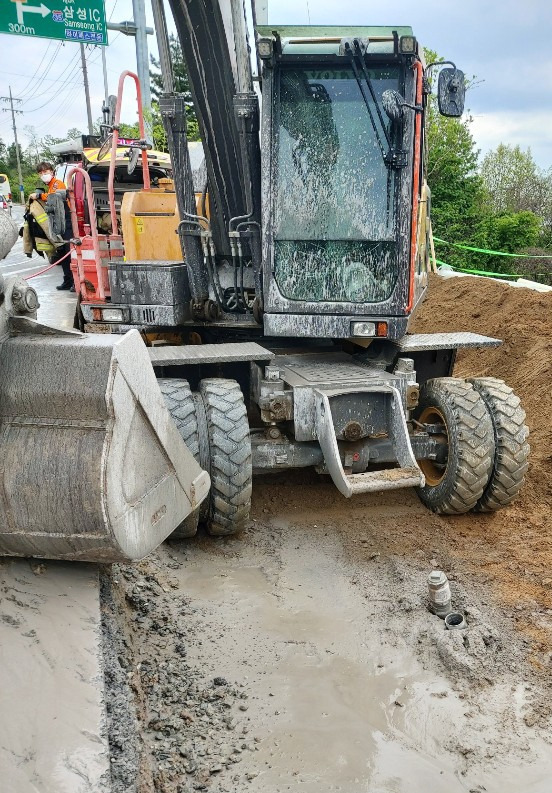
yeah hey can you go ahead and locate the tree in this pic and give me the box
[537,168,552,247]
[485,210,540,253]
[0,138,9,172]
[481,144,552,250]
[23,126,41,168]
[481,144,546,215]
[39,134,66,163]
[117,105,168,152]
[149,33,200,141]
[66,127,82,140]
[424,49,488,268]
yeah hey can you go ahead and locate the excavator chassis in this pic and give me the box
[144,331,507,526]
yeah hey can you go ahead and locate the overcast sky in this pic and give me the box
[1,0,551,168]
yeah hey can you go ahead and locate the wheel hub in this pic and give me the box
[418,405,449,486]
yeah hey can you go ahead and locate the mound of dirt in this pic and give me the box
[410,274,552,666]
[413,273,552,514]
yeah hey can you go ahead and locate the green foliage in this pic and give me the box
[23,171,43,198]
[117,103,168,152]
[66,127,82,141]
[149,33,200,142]
[117,101,200,154]
[150,35,197,123]
[424,49,488,268]
[484,211,541,254]
[508,247,552,285]
[0,127,86,201]
[424,49,551,276]
[481,144,552,250]
[481,144,544,214]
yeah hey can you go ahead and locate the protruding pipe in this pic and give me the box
[445,612,467,630]
[427,570,452,618]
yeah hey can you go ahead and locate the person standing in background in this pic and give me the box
[35,162,74,291]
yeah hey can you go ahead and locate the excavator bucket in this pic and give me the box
[0,276,210,563]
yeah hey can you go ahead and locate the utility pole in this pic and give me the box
[253,0,268,25]
[0,87,25,205]
[107,10,154,144]
[101,46,109,106]
[132,0,152,142]
[80,43,94,135]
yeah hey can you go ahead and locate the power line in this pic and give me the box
[22,46,104,131]
[24,70,82,114]
[3,67,84,85]
[19,43,64,105]
[23,44,72,105]
[22,52,81,111]
[34,82,86,131]
[17,42,53,99]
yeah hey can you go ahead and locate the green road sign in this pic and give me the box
[0,0,108,45]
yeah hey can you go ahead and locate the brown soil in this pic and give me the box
[413,276,552,661]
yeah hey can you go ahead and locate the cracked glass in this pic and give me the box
[274,65,401,304]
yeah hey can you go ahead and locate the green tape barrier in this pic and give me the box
[435,259,521,278]
[433,237,552,259]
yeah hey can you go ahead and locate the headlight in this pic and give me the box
[101,308,124,322]
[351,321,376,337]
[257,37,274,59]
[399,36,417,54]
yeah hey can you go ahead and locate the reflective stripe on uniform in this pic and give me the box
[35,240,55,252]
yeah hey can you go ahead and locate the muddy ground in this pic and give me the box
[102,274,552,793]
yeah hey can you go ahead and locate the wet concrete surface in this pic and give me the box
[0,559,109,792]
[149,511,552,793]
[1,205,76,328]
[0,210,105,792]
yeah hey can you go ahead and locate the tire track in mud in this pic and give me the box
[102,274,552,791]
[103,486,552,792]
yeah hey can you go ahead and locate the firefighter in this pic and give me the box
[34,162,74,291]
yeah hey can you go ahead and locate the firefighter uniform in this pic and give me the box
[38,176,73,287]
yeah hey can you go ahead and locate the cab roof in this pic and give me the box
[256,25,414,37]
[256,25,414,56]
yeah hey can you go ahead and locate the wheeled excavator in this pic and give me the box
[0,1,529,561]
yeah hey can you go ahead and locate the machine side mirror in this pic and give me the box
[106,94,117,126]
[382,89,405,122]
[127,147,140,175]
[437,68,465,117]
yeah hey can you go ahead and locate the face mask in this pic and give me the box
[40,172,53,184]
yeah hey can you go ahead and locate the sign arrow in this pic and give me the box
[15,3,50,24]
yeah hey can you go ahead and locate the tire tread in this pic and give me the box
[416,377,495,514]
[467,377,529,511]
[158,378,200,538]
[200,378,252,536]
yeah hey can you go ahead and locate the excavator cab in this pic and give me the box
[258,28,428,340]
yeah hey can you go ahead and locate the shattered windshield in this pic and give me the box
[274,65,401,304]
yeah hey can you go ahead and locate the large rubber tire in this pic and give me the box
[199,378,252,536]
[467,377,529,512]
[415,378,495,514]
[158,378,200,538]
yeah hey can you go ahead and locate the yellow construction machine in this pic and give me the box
[0,2,529,562]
